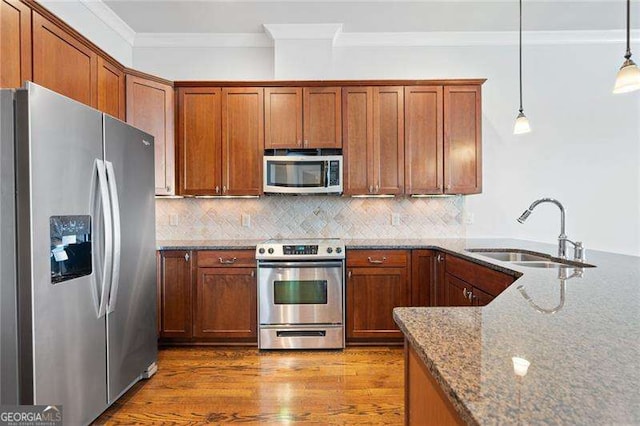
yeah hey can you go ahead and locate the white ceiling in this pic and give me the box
[102,0,638,34]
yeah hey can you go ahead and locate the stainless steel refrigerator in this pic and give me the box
[0,82,158,425]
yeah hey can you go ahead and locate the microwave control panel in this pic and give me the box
[328,161,340,186]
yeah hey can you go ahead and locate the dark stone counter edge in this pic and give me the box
[156,243,524,279]
[394,309,481,426]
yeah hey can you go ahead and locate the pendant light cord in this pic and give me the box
[625,0,632,60]
[519,0,524,113]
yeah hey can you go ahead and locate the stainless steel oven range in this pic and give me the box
[256,239,345,349]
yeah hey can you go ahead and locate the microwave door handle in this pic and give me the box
[325,161,330,188]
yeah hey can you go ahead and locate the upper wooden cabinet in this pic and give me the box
[32,11,97,107]
[222,87,264,195]
[126,74,175,196]
[177,87,222,195]
[404,84,482,195]
[97,56,125,120]
[404,86,444,194]
[264,87,341,149]
[444,85,482,194]
[176,87,263,196]
[1,0,32,88]
[343,86,404,195]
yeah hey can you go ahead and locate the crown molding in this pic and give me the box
[134,32,273,48]
[263,23,343,44]
[131,29,637,49]
[335,30,638,47]
[79,0,135,45]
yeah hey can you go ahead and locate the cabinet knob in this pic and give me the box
[251,270,255,277]
[184,252,190,262]
[463,287,470,299]
[348,270,352,278]
[436,254,444,262]
[223,185,227,194]
[215,186,220,194]
[375,184,379,193]
[369,185,373,193]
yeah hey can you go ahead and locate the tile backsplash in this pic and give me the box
[156,196,466,240]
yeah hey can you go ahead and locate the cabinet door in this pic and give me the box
[222,87,264,195]
[177,87,222,195]
[346,267,410,342]
[411,250,435,307]
[1,0,31,88]
[374,86,404,195]
[32,11,97,107]
[159,251,193,338]
[97,56,125,120]
[126,74,175,195]
[264,87,302,149]
[444,85,482,194]
[194,267,257,341]
[342,86,373,195]
[472,287,493,306]
[405,86,443,194]
[444,273,474,307]
[303,87,341,148]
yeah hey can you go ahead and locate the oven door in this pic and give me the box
[258,261,343,325]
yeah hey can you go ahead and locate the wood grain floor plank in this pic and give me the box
[93,347,403,425]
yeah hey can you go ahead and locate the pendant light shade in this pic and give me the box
[514,111,531,134]
[614,59,640,94]
[514,0,531,134]
[613,0,640,93]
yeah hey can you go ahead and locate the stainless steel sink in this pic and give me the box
[466,250,550,262]
[466,249,595,268]
[511,261,568,269]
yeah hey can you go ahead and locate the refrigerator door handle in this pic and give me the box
[105,161,121,314]
[96,159,113,318]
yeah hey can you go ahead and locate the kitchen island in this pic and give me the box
[392,239,640,425]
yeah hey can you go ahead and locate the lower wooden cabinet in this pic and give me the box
[157,250,193,339]
[346,250,410,343]
[194,267,256,342]
[410,250,436,306]
[405,341,465,425]
[157,249,257,345]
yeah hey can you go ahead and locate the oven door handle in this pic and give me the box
[258,261,344,268]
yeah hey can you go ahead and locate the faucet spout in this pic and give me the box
[517,198,568,258]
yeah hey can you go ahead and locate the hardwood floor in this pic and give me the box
[94,346,404,425]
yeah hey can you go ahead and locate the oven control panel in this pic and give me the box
[256,239,345,260]
[283,245,318,255]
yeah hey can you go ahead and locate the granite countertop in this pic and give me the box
[393,238,640,425]
[156,237,639,423]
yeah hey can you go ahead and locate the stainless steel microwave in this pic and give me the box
[263,155,343,194]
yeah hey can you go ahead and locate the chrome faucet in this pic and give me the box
[517,198,585,261]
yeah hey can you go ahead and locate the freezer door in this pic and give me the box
[103,115,157,403]
[15,83,109,424]
[0,90,18,405]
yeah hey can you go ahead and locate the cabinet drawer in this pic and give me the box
[347,250,409,267]
[445,254,514,297]
[197,250,256,267]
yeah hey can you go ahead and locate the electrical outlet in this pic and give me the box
[169,214,179,226]
[241,213,251,228]
[391,213,400,226]
[464,212,475,225]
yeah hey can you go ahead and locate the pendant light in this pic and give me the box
[514,0,531,134]
[613,0,640,93]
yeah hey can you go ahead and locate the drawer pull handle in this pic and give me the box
[367,256,386,264]
[219,257,237,264]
